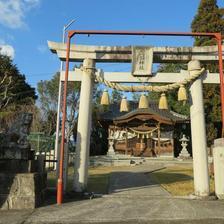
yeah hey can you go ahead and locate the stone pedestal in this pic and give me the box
[178,147,190,159]
[0,113,47,210]
[0,172,47,210]
[0,158,47,210]
[213,138,224,199]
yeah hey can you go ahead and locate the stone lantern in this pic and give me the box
[107,129,116,156]
[178,134,190,159]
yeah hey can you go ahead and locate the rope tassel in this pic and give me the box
[100,89,110,105]
[178,84,187,102]
[120,96,129,112]
[138,94,149,109]
[159,93,168,110]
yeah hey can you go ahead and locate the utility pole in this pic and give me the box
[54,19,75,185]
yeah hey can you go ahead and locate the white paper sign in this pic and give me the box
[132,46,153,76]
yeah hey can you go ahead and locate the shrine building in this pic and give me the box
[99,101,191,158]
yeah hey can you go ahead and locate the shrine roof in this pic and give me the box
[99,101,188,124]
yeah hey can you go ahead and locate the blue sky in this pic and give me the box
[0,0,223,89]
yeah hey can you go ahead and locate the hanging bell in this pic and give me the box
[138,94,149,109]
[178,84,187,102]
[120,96,129,112]
[159,93,168,110]
[100,89,110,105]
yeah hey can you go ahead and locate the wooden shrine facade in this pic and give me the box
[100,102,189,157]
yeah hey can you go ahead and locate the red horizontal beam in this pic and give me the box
[68,30,220,39]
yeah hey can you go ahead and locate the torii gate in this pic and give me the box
[48,30,224,204]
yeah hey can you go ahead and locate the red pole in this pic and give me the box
[216,33,224,136]
[57,35,71,205]
[55,30,224,204]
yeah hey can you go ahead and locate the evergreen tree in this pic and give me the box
[111,89,122,103]
[191,0,224,145]
[191,0,224,46]
[0,54,37,130]
[0,54,36,110]
[91,85,108,155]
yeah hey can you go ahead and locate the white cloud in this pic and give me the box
[0,0,40,29]
[0,45,15,59]
[0,38,15,59]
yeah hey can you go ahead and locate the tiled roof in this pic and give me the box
[99,101,188,123]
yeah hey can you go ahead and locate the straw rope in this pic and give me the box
[94,68,205,93]
[128,127,158,135]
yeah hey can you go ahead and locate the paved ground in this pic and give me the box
[109,165,170,197]
[1,164,224,224]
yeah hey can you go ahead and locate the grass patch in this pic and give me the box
[47,165,215,197]
[150,165,215,196]
[47,166,126,194]
[87,174,109,194]
[47,167,76,191]
[87,166,129,194]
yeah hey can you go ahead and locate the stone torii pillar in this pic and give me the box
[74,58,95,192]
[188,60,210,197]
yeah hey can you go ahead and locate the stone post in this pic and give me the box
[213,138,224,199]
[74,59,95,192]
[188,60,210,197]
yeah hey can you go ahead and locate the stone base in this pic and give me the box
[178,149,191,159]
[107,151,116,157]
[0,172,47,210]
[90,155,145,167]
[213,138,224,200]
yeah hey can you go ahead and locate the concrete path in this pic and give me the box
[109,165,170,197]
[2,197,224,224]
[1,164,224,224]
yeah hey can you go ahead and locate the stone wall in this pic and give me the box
[0,113,48,210]
[0,172,47,210]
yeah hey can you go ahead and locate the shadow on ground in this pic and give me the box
[43,169,193,206]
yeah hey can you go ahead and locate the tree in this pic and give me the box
[90,85,108,155]
[0,55,36,110]
[191,0,224,145]
[0,54,37,130]
[37,72,109,155]
[131,92,141,101]
[191,0,224,46]
[37,72,81,143]
[111,89,122,103]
